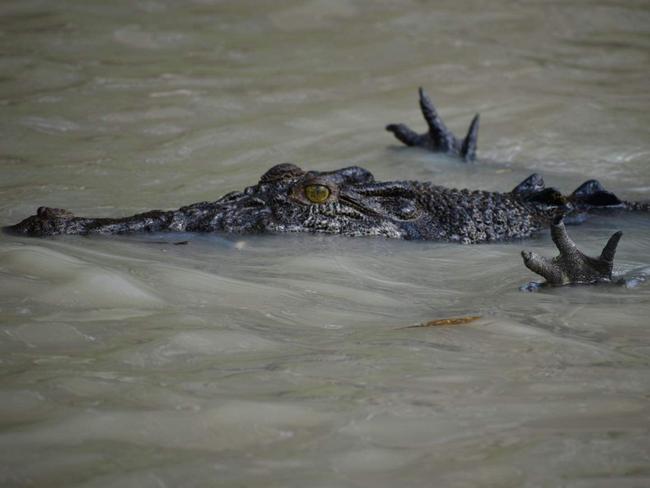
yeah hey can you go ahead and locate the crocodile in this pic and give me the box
[4,89,648,285]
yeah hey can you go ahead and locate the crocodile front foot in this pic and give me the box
[521,216,622,287]
[386,87,480,161]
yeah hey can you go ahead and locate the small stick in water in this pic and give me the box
[398,315,481,329]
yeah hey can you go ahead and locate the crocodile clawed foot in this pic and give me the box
[386,87,479,161]
[521,216,622,286]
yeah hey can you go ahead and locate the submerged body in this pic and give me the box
[8,89,646,243]
[8,89,646,245]
[5,90,648,285]
[4,163,643,244]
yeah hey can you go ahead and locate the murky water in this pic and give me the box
[1,1,650,486]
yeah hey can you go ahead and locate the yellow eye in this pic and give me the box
[304,184,331,204]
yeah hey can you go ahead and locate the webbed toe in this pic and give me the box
[386,88,480,161]
[522,217,622,286]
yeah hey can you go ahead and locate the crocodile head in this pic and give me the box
[209,163,426,239]
[4,163,438,239]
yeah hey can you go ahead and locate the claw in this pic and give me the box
[386,88,480,161]
[385,123,420,147]
[600,231,622,263]
[460,113,479,161]
[521,217,622,286]
[550,215,578,255]
[418,87,455,151]
[521,249,566,285]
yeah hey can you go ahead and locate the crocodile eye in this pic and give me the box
[304,184,331,204]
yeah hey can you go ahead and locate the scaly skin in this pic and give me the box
[3,164,642,244]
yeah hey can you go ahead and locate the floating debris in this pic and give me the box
[399,316,481,329]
